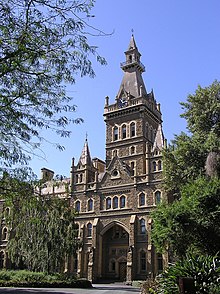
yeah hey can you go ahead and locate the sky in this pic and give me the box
[31,0,220,178]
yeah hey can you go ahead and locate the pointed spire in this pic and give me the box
[78,136,92,166]
[118,35,147,99]
[152,124,165,152]
[127,34,137,51]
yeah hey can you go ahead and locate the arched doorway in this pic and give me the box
[101,223,129,281]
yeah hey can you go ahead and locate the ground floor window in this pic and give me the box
[140,250,146,271]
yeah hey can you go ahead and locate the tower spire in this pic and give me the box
[117,35,147,99]
[78,136,92,166]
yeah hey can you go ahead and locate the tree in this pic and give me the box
[2,172,79,272]
[0,0,106,169]
[152,81,220,257]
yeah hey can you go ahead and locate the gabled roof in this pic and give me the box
[77,138,93,167]
[152,124,165,152]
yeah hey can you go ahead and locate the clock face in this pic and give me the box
[118,98,127,108]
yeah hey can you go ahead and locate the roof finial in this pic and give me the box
[131,28,134,36]
[85,132,88,141]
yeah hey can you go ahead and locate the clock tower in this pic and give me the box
[104,35,162,179]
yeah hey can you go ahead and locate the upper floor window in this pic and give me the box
[153,161,157,172]
[113,196,118,209]
[80,174,83,182]
[122,124,127,139]
[87,223,92,237]
[113,126,118,141]
[75,174,78,183]
[155,191,161,204]
[88,199,93,211]
[140,218,146,234]
[106,197,111,210]
[74,223,79,237]
[120,195,126,208]
[158,160,162,170]
[130,122,136,137]
[75,200,80,212]
[139,193,145,206]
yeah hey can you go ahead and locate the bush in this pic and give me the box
[0,270,92,288]
[156,254,220,294]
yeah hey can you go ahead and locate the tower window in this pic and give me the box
[130,122,136,137]
[87,223,92,237]
[88,199,93,211]
[140,218,146,234]
[155,191,161,204]
[113,196,118,209]
[120,195,126,208]
[75,201,80,212]
[139,193,145,206]
[122,124,127,139]
[129,55,132,63]
[153,161,157,171]
[113,126,118,141]
[106,197,111,210]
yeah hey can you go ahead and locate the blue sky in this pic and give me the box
[31,0,220,177]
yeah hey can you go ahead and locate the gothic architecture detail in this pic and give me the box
[0,35,167,283]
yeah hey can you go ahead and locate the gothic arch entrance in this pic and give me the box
[101,223,129,281]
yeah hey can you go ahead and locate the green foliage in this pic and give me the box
[0,0,107,169]
[153,81,220,257]
[152,176,220,257]
[154,254,220,294]
[0,270,92,288]
[2,172,79,273]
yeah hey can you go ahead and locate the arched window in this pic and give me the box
[155,191,161,204]
[130,122,136,137]
[122,124,127,139]
[120,195,126,208]
[140,250,146,271]
[106,197,111,210]
[140,219,146,234]
[113,196,118,209]
[130,146,135,155]
[129,55,132,63]
[0,252,4,269]
[113,126,118,141]
[2,228,7,240]
[139,193,145,206]
[158,160,162,170]
[75,201,80,212]
[75,174,78,183]
[87,223,92,237]
[88,199,93,211]
[153,161,157,171]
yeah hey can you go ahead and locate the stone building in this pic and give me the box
[0,35,167,282]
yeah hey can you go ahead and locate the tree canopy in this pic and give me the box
[0,0,106,169]
[152,81,220,258]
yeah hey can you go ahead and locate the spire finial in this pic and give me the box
[85,132,88,141]
[131,28,134,35]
